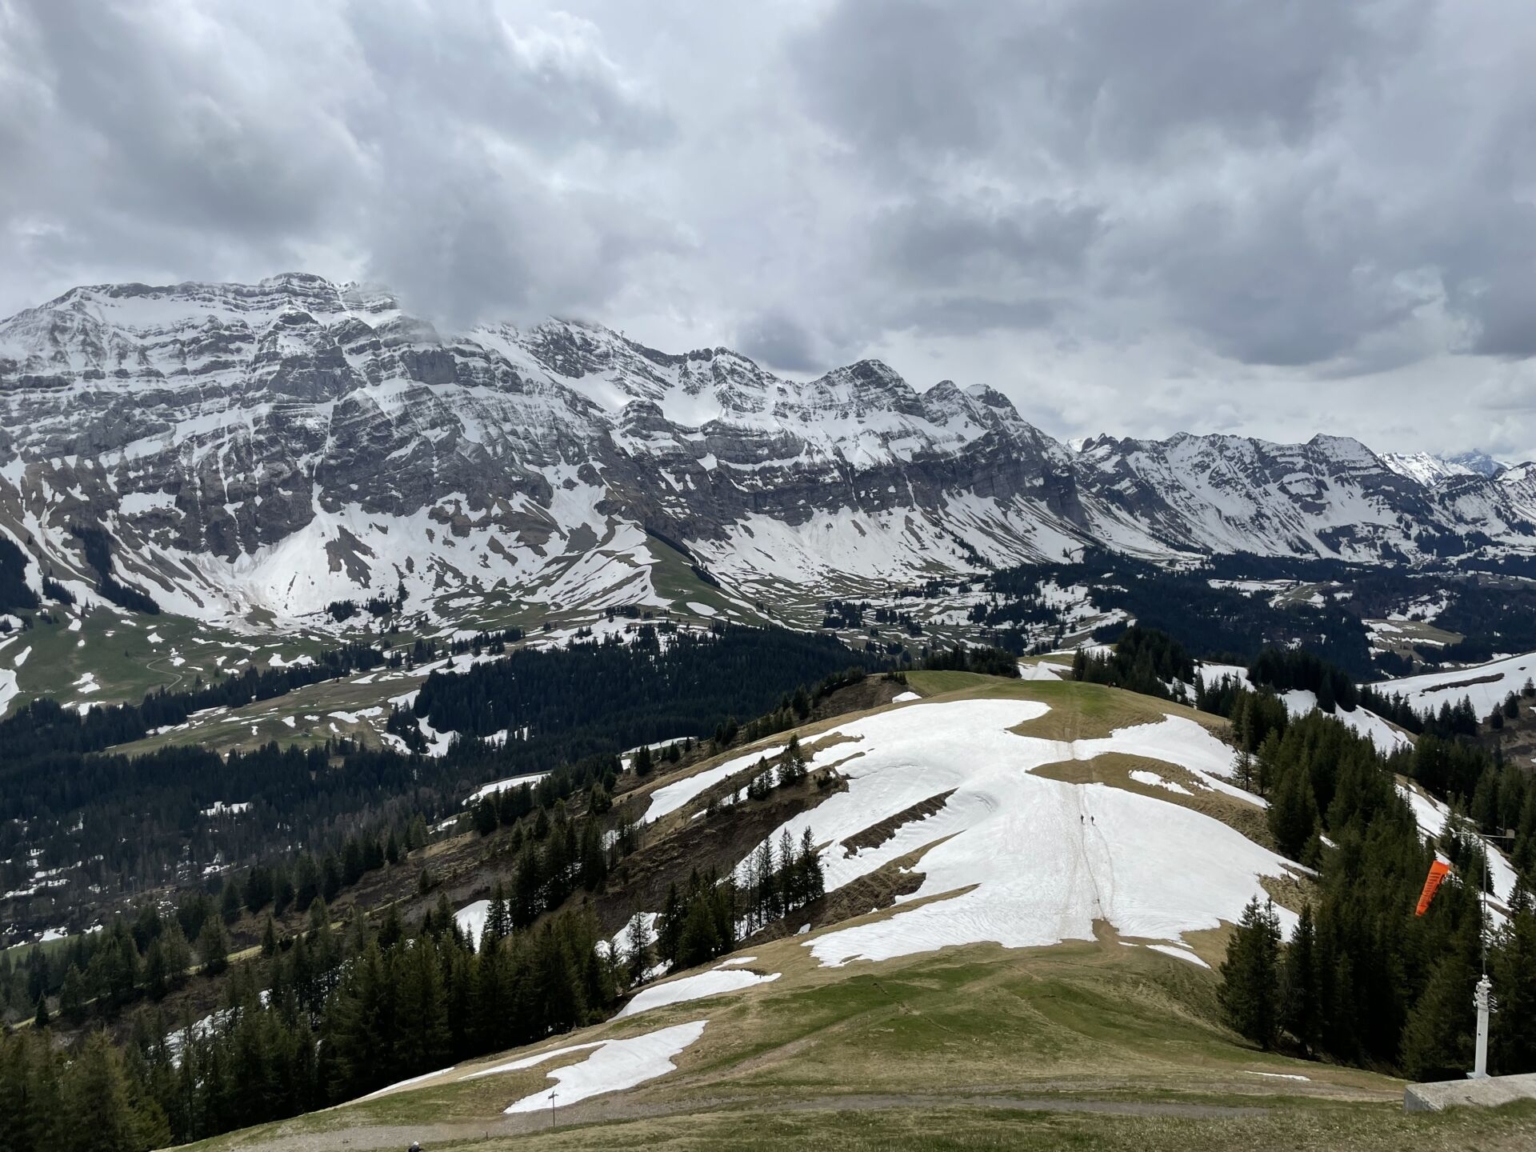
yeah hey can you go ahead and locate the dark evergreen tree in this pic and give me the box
[1219,898,1282,1049]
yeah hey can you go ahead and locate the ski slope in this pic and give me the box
[726,698,1298,968]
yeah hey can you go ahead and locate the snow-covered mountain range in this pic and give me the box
[3,274,1534,628]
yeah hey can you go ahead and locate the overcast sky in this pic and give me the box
[3,0,1535,459]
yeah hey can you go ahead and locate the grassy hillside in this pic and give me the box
[180,932,1536,1152]
[160,675,1533,1151]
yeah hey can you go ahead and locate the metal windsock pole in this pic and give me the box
[1472,974,1491,1080]
[1468,826,1512,1081]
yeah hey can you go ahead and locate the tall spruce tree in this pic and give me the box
[1219,898,1282,1049]
[1281,903,1321,1053]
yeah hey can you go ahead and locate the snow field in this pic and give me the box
[719,699,1298,968]
[1278,689,1412,752]
[1379,651,1536,719]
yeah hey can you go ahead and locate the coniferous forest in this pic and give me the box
[0,712,832,1149]
[1195,660,1536,1080]
[0,625,880,939]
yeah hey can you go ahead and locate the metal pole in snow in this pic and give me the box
[551,1090,557,1130]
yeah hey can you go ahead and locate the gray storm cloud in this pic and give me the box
[1,0,1534,456]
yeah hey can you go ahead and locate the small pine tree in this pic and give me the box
[473,797,499,836]
[1218,898,1282,1049]
[197,916,229,976]
[626,911,653,984]
[634,744,654,777]
[60,963,88,1024]
[800,827,825,902]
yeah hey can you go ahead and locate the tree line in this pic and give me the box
[1194,673,1536,1077]
[3,624,883,942]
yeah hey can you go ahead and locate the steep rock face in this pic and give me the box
[1071,433,1449,559]
[1,275,1533,625]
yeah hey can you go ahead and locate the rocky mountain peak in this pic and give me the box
[4,276,1536,632]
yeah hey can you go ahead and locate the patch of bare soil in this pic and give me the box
[744,841,948,946]
[590,777,848,935]
[810,676,911,720]
[840,790,956,855]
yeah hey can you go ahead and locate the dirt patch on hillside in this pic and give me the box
[592,778,847,935]
[811,676,912,720]
[840,790,956,856]
[744,843,946,946]
[1261,869,1318,915]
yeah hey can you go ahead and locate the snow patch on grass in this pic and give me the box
[499,1020,709,1113]
[1129,770,1192,796]
[615,969,779,1019]
[1144,942,1211,968]
[466,771,551,805]
[645,743,788,823]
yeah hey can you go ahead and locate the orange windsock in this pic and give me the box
[1415,859,1451,916]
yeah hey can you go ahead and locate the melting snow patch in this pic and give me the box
[499,1020,709,1113]
[645,743,788,823]
[686,601,718,617]
[721,699,1298,968]
[1018,660,1073,682]
[1244,1070,1311,1082]
[12,645,31,667]
[1144,943,1211,968]
[615,969,779,1019]
[359,1066,457,1099]
[892,691,921,703]
[1129,770,1192,796]
[328,707,383,725]
[467,771,551,805]
[467,1041,604,1080]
